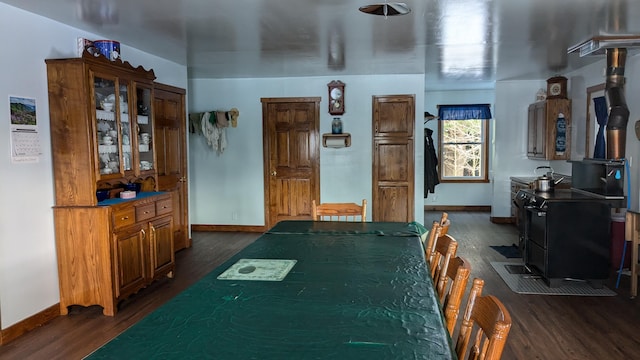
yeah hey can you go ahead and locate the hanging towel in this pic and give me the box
[229,108,240,127]
[201,111,227,155]
[189,112,203,135]
[216,111,229,128]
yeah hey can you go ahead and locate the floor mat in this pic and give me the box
[489,244,521,258]
[491,261,617,296]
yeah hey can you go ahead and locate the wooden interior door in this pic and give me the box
[261,97,320,228]
[372,94,415,222]
[153,83,190,251]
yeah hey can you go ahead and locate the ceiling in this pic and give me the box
[4,0,640,89]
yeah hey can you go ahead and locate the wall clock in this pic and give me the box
[328,80,345,115]
[546,76,568,99]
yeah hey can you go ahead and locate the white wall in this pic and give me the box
[6,0,640,334]
[423,89,496,206]
[188,75,425,225]
[491,79,581,218]
[0,3,187,329]
[490,52,640,218]
[566,54,640,210]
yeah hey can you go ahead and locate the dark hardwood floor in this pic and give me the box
[1,212,639,359]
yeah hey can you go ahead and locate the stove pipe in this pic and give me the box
[605,48,629,160]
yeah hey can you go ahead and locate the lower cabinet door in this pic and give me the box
[114,224,147,298]
[150,216,175,278]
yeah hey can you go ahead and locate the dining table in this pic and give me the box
[86,220,457,359]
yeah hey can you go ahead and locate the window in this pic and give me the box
[437,104,490,182]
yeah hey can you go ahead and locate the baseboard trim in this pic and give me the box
[0,304,59,345]
[191,224,267,233]
[490,217,516,224]
[424,205,491,212]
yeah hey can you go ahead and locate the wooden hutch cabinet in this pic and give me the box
[46,52,176,316]
[527,98,571,160]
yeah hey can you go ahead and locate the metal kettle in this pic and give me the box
[534,166,564,192]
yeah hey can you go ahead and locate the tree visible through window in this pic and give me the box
[437,105,490,182]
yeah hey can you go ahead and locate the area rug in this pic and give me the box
[489,244,521,258]
[491,261,617,296]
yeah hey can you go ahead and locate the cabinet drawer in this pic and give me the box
[156,198,173,216]
[113,207,136,229]
[136,203,156,222]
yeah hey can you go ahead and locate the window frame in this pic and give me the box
[437,116,490,183]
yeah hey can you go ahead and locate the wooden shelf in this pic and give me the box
[322,133,351,148]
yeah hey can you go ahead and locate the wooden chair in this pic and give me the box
[424,212,451,260]
[440,256,471,336]
[455,278,512,360]
[439,212,450,233]
[424,221,441,259]
[312,199,367,222]
[429,234,458,288]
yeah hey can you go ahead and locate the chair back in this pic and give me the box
[430,234,458,287]
[440,256,471,336]
[424,221,441,259]
[439,212,451,234]
[455,278,512,360]
[312,199,367,222]
[425,213,451,260]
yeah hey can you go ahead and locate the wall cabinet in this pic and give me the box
[527,98,571,160]
[46,52,177,316]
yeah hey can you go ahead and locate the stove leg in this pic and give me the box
[587,279,604,289]
[547,278,563,288]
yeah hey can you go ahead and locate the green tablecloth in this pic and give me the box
[87,221,456,359]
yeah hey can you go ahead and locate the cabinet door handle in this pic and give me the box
[141,229,146,239]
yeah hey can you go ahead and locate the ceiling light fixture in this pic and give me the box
[567,35,640,57]
[359,2,411,17]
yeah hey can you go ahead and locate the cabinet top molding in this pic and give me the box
[45,50,156,80]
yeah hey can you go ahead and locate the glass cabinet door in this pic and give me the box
[136,85,154,172]
[119,82,133,172]
[94,75,121,176]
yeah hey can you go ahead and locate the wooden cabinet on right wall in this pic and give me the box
[527,98,571,160]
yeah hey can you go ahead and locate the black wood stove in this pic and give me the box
[515,188,624,288]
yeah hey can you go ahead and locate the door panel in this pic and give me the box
[375,141,411,181]
[262,97,320,228]
[373,95,415,137]
[372,95,415,222]
[377,186,410,222]
[154,84,189,251]
[114,225,146,299]
[150,216,175,278]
